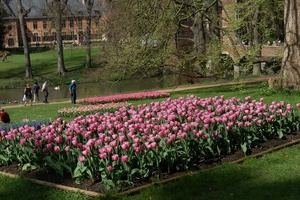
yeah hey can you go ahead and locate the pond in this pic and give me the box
[0,77,167,103]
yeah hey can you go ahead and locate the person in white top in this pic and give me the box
[41,81,49,103]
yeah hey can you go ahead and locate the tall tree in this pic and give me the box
[84,0,94,69]
[53,0,68,75]
[45,0,68,75]
[16,0,33,78]
[280,0,300,89]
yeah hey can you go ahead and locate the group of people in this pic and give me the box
[0,79,77,124]
[23,81,49,106]
[23,79,76,106]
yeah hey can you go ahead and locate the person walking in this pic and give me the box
[0,108,10,123]
[69,80,77,104]
[41,81,49,103]
[24,83,33,106]
[33,82,40,102]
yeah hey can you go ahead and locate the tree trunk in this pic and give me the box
[16,0,32,78]
[252,8,262,76]
[85,0,94,69]
[54,0,67,75]
[280,0,300,89]
[191,12,206,75]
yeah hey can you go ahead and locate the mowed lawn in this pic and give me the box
[0,47,100,88]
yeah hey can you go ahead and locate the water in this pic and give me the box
[0,77,166,102]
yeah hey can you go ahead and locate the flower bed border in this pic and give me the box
[1,136,300,198]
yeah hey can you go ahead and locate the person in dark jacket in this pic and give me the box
[24,83,33,106]
[33,82,40,102]
[0,108,10,123]
[69,80,77,104]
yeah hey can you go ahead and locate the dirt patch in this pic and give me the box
[0,132,299,196]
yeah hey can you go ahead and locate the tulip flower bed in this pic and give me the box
[0,95,299,191]
[58,102,132,117]
[79,91,170,104]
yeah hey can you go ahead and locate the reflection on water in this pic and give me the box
[0,77,166,102]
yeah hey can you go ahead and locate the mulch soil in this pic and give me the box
[0,132,300,195]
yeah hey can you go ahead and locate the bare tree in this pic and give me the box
[16,0,33,78]
[280,0,300,89]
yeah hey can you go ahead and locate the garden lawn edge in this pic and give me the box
[1,136,300,198]
[0,170,105,198]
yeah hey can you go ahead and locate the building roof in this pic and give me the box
[2,0,106,19]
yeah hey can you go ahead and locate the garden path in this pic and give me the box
[1,75,279,109]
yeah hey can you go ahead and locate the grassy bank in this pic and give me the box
[1,81,299,123]
[0,47,100,89]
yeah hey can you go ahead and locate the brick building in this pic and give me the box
[2,0,106,47]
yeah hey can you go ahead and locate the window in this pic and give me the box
[7,23,12,30]
[70,20,74,28]
[43,32,49,41]
[235,0,246,38]
[43,21,47,29]
[78,19,82,28]
[95,20,99,27]
[71,31,76,40]
[52,32,56,40]
[62,32,66,40]
[62,20,66,28]
[33,33,39,42]
[33,21,38,29]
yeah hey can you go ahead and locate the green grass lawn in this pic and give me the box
[1,81,300,199]
[0,47,100,89]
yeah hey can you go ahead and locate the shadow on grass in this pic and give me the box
[111,152,300,200]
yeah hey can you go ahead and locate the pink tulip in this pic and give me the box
[20,138,26,146]
[79,156,86,163]
[54,146,60,153]
[112,154,119,161]
[107,166,113,172]
[105,146,113,153]
[65,146,70,152]
[99,153,107,159]
[46,143,52,149]
[82,150,89,156]
[121,155,129,162]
